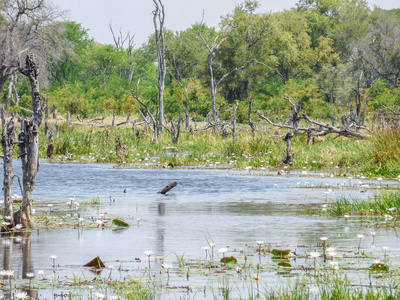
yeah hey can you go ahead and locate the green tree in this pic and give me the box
[166,25,208,128]
[48,21,93,87]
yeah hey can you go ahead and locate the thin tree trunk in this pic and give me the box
[184,87,190,129]
[15,54,46,229]
[153,0,166,134]
[1,108,15,225]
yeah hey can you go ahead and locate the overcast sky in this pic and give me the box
[53,0,399,47]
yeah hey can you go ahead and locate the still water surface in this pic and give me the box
[1,161,399,298]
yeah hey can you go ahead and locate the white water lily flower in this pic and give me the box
[320,237,328,241]
[218,248,228,254]
[162,263,173,270]
[256,241,264,245]
[95,293,105,299]
[329,261,339,270]
[309,252,320,258]
[26,272,34,278]
[357,234,364,239]
[15,292,28,300]
[328,251,337,257]
[144,250,153,257]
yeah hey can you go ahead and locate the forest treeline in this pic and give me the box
[1,0,400,124]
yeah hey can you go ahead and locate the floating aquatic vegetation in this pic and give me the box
[220,256,237,265]
[271,249,291,259]
[83,256,105,269]
[111,218,129,227]
[369,262,389,272]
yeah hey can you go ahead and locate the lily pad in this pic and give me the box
[220,256,237,264]
[277,262,292,268]
[369,263,389,272]
[112,218,129,227]
[271,249,291,259]
[83,256,105,269]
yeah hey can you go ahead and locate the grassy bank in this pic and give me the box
[328,191,400,217]
[36,117,400,178]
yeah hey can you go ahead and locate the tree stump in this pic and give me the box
[158,181,178,194]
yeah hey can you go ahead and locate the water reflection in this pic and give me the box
[1,232,36,298]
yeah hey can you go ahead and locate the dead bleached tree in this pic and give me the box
[126,78,159,143]
[198,16,256,132]
[1,108,17,226]
[1,54,45,229]
[256,96,370,165]
[14,54,46,228]
[153,0,166,134]
[0,0,62,94]
[109,23,137,83]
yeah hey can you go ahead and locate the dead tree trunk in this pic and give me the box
[14,54,46,229]
[158,181,178,194]
[283,132,294,165]
[248,92,256,135]
[232,101,239,140]
[153,0,166,134]
[52,104,58,119]
[170,110,182,145]
[1,108,15,226]
[199,16,256,133]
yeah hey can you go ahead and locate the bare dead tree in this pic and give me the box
[247,81,256,135]
[13,54,47,228]
[232,101,239,140]
[0,0,63,93]
[153,0,166,134]
[109,23,137,83]
[372,106,400,130]
[256,96,370,165]
[126,79,158,143]
[163,110,183,145]
[1,108,16,226]
[198,15,256,132]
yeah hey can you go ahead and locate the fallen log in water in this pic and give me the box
[158,181,178,194]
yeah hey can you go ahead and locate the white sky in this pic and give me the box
[53,0,400,47]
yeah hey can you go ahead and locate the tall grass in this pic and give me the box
[113,280,156,300]
[328,191,400,216]
[264,274,400,300]
[38,121,400,177]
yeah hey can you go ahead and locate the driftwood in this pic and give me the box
[158,181,178,194]
[89,117,105,123]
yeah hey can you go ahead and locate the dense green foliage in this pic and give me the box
[2,0,400,123]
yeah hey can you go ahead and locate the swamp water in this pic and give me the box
[0,161,399,299]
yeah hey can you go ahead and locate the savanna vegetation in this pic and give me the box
[1,0,400,177]
[1,1,400,297]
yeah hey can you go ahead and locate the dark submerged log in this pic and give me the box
[158,181,178,194]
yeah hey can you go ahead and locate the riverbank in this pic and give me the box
[39,119,400,178]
